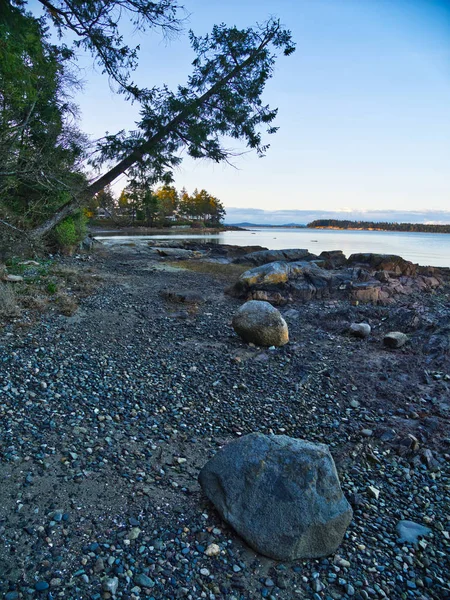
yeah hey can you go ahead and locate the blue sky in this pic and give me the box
[33,0,450,220]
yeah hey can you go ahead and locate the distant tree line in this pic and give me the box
[88,184,226,227]
[307,220,450,234]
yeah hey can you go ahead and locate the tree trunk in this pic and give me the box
[28,29,275,240]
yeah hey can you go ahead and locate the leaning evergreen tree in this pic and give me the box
[3,1,295,240]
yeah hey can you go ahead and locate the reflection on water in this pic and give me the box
[98,233,223,244]
[96,227,450,268]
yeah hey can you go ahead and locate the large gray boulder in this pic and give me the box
[199,433,353,560]
[232,300,289,346]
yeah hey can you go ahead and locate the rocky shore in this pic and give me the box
[0,241,449,600]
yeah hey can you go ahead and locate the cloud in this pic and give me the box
[224,208,450,225]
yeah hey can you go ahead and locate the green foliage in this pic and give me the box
[116,184,226,226]
[34,0,182,97]
[53,212,87,248]
[0,2,88,228]
[179,188,225,225]
[54,219,77,247]
[95,18,295,189]
[46,282,57,294]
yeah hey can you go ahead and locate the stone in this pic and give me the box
[238,262,291,288]
[198,433,352,560]
[4,274,23,282]
[384,332,408,349]
[349,323,371,338]
[232,301,289,347]
[205,543,221,557]
[396,520,431,544]
[134,574,155,588]
[347,254,417,277]
[368,486,380,500]
[35,582,49,591]
[127,527,141,540]
[333,555,351,568]
[102,577,119,596]
[319,250,347,268]
[350,286,380,304]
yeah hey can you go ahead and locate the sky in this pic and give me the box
[32,0,450,222]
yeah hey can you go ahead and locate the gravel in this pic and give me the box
[0,245,449,599]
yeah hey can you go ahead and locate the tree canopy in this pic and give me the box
[0,2,88,230]
[108,184,225,227]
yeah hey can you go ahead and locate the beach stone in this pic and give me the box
[349,323,371,338]
[134,573,155,588]
[384,331,408,348]
[198,433,352,560]
[396,520,431,544]
[102,577,119,596]
[232,300,289,347]
[205,543,221,557]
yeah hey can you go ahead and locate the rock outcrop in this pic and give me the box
[232,300,289,347]
[199,433,353,560]
[228,253,442,306]
[233,248,317,266]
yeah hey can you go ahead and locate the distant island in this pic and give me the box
[308,219,450,234]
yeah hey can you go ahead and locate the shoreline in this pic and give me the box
[89,224,246,236]
[0,244,449,599]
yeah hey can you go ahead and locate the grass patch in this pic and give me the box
[169,260,248,279]
[1,259,102,326]
[6,258,52,280]
[55,291,79,316]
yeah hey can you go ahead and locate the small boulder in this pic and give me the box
[198,433,352,560]
[232,300,289,347]
[384,331,408,348]
[349,323,371,338]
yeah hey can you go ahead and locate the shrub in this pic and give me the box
[53,212,87,250]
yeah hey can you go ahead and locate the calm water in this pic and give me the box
[96,227,450,268]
